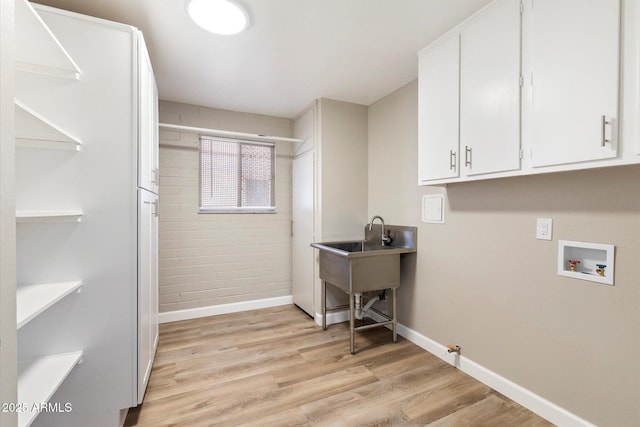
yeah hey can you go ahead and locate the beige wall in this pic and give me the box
[0,0,17,424]
[318,98,369,241]
[368,80,640,426]
[157,101,294,313]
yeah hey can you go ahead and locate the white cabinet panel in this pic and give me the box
[530,0,620,167]
[460,0,521,176]
[137,189,158,403]
[138,35,159,193]
[418,34,460,182]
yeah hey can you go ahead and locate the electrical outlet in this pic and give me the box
[536,218,553,240]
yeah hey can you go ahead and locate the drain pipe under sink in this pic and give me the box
[356,294,380,320]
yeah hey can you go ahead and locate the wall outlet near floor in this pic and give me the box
[536,218,553,240]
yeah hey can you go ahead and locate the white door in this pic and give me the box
[138,33,159,193]
[418,34,460,182]
[291,150,314,317]
[460,0,521,176]
[530,0,620,167]
[138,189,158,403]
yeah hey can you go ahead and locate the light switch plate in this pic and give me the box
[536,218,552,240]
[422,194,445,224]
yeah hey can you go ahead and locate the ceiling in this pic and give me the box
[35,0,492,119]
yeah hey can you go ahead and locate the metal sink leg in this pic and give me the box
[321,280,327,330]
[349,292,356,354]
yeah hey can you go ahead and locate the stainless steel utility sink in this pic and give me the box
[311,225,416,293]
[311,223,417,354]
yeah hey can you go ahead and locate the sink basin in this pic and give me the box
[310,225,417,293]
[312,240,401,256]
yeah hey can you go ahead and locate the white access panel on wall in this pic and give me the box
[422,194,445,224]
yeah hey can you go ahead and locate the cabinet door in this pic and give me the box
[530,0,620,167]
[138,34,159,193]
[418,34,460,182]
[137,189,158,404]
[460,0,521,176]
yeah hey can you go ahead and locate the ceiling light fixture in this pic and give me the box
[186,0,249,36]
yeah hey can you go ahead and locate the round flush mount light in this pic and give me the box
[186,0,250,35]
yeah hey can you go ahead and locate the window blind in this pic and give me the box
[199,136,275,212]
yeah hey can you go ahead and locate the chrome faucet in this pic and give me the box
[369,215,392,246]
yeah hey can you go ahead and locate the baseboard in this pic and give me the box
[396,323,596,427]
[158,295,293,324]
[314,308,349,327]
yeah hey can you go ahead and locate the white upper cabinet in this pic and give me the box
[418,34,460,182]
[460,0,521,176]
[138,34,159,193]
[418,0,637,185]
[529,0,620,167]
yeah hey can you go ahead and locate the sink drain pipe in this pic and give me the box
[355,294,380,320]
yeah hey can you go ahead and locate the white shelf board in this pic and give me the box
[15,0,81,80]
[15,100,82,150]
[16,210,83,223]
[17,351,83,427]
[17,281,82,329]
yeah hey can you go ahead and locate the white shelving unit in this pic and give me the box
[17,281,82,329]
[17,352,83,427]
[15,100,82,150]
[16,210,83,223]
[14,3,160,424]
[15,0,80,79]
[15,2,84,426]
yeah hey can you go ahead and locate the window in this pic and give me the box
[199,136,276,213]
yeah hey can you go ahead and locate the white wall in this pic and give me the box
[157,101,294,314]
[368,79,640,427]
[0,1,17,425]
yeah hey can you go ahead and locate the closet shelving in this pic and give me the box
[15,1,84,425]
[16,210,83,223]
[17,352,83,427]
[15,0,81,79]
[17,281,83,329]
[15,100,82,150]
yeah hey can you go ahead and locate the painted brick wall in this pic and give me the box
[158,101,293,313]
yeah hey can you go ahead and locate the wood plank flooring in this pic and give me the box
[125,305,554,426]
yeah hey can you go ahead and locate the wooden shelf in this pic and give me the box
[17,281,82,329]
[17,351,83,427]
[16,210,83,223]
[15,0,81,80]
[15,100,82,150]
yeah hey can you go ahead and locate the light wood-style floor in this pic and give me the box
[125,305,554,426]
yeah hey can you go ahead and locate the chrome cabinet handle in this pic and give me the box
[449,150,456,171]
[465,146,472,168]
[144,200,159,217]
[601,115,610,147]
